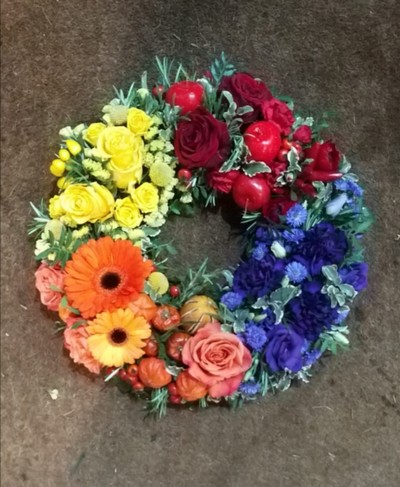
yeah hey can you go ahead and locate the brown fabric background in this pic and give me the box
[1,1,400,486]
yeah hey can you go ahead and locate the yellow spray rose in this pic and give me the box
[127,108,152,136]
[48,195,64,219]
[114,197,143,228]
[84,122,106,146]
[131,183,159,213]
[59,182,114,225]
[96,126,144,189]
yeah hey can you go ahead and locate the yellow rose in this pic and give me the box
[96,127,144,189]
[114,197,143,228]
[59,182,114,225]
[131,183,159,213]
[127,108,152,136]
[84,122,106,146]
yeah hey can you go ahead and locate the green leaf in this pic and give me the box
[269,285,301,306]
[322,265,341,286]
[71,319,86,329]
[242,162,271,177]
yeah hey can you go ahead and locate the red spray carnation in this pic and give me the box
[206,169,240,193]
[293,125,312,144]
[174,107,231,169]
[261,98,294,135]
[296,141,342,196]
[219,72,272,123]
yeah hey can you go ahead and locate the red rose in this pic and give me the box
[206,169,239,193]
[296,141,342,196]
[293,125,312,144]
[219,72,272,123]
[174,107,231,169]
[261,98,294,135]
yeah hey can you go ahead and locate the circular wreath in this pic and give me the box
[31,54,373,416]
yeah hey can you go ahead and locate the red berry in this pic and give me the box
[291,142,303,157]
[169,285,180,298]
[177,168,192,182]
[167,383,178,396]
[281,138,292,150]
[118,369,129,381]
[165,81,204,114]
[132,381,144,391]
[126,364,138,376]
[244,121,281,164]
[169,395,182,404]
[152,84,165,97]
[277,148,289,162]
[143,337,159,357]
[232,174,271,212]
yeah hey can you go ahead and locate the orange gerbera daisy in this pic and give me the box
[64,236,153,319]
[86,308,151,367]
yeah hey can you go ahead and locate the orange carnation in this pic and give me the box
[176,370,208,402]
[64,237,153,319]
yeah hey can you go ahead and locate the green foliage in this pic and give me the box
[28,201,50,236]
[209,52,236,85]
[315,325,350,354]
[147,387,169,418]
[34,227,84,267]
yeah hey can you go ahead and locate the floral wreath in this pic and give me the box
[31,54,373,416]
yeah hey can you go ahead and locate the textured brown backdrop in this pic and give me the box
[1,1,400,486]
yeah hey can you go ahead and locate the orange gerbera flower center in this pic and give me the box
[108,328,128,346]
[100,271,122,290]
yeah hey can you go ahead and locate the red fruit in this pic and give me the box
[291,141,303,157]
[244,121,281,164]
[166,332,190,362]
[152,84,164,97]
[167,382,178,396]
[138,358,172,388]
[165,81,204,114]
[143,336,159,357]
[281,138,292,150]
[152,305,181,332]
[232,174,271,212]
[169,285,180,298]
[277,148,288,162]
[169,395,182,405]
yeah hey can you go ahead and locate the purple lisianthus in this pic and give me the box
[243,322,268,351]
[339,263,368,292]
[293,222,348,276]
[233,253,285,298]
[220,291,244,310]
[265,325,305,373]
[287,280,338,340]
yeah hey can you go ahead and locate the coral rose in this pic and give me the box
[35,263,65,311]
[64,325,101,375]
[182,323,252,398]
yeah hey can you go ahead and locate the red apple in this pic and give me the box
[165,81,204,114]
[232,174,271,212]
[244,121,281,164]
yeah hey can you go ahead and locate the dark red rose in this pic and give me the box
[174,107,231,169]
[261,98,294,135]
[293,125,312,144]
[219,73,272,123]
[206,169,239,193]
[262,188,296,222]
[296,141,342,196]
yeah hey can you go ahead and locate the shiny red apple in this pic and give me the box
[232,174,271,212]
[244,121,281,164]
[165,81,204,114]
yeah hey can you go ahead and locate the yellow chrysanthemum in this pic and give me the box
[149,162,174,187]
[86,308,151,367]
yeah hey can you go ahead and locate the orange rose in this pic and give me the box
[35,263,65,311]
[176,370,208,401]
[138,357,172,388]
[128,293,157,322]
[182,323,252,398]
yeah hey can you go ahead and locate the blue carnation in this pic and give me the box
[285,261,308,283]
[239,380,260,396]
[265,325,305,372]
[282,229,305,244]
[292,222,348,276]
[220,291,244,310]
[244,322,268,351]
[286,204,307,228]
